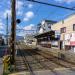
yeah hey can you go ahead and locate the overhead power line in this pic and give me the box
[26,0,75,11]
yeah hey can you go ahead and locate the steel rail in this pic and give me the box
[25,50,61,75]
[17,43,72,68]
[16,43,75,68]
[16,42,75,73]
[33,50,75,68]
[39,50,75,66]
[18,48,35,75]
[25,50,49,69]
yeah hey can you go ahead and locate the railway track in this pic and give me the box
[33,50,75,68]
[16,44,36,75]
[15,42,75,74]
[19,49,35,75]
[25,50,63,75]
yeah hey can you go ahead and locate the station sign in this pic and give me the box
[70,33,75,46]
[65,41,70,45]
[70,41,75,46]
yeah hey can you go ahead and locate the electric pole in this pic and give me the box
[6,13,8,45]
[10,0,16,64]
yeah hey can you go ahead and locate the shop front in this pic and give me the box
[64,33,75,52]
[35,31,56,48]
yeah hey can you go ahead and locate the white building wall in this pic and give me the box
[51,14,75,40]
[39,20,52,34]
[51,14,75,51]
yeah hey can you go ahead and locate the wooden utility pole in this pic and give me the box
[10,0,16,64]
[6,13,8,45]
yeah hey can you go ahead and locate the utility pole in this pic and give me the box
[6,13,8,45]
[10,0,16,64]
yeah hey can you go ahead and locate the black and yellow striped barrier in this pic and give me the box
[3,55,11,74]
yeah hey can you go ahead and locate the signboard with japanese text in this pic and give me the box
[64,34,70,41]
[55,30,60,39]
[70,33,75,46]
[64,33,75,46]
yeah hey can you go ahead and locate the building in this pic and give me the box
[35,20,58,48]
[35,31,57,48]
[37,20,57,34]
[36,23,41,33]
[51,14,75,52]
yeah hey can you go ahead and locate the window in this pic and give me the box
[73,24,75,31]
[48,23,51,29]
[48,26,51,29]
[61,27,66,33]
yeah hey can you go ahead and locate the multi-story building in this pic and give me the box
[37,20,57,34]
[51,14,75,51]
[35,20,57,48]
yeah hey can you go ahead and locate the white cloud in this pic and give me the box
[16,25,22,29]
[28,4,33,8]
[23,24,35,30]
[0,22,4,29]
[23,18,29,21]
[25,11,34,18]
[16,0,23,10]
[17,25,20,29]
[3,9,11,18]
[17,32,25,36]
[17,11,23,15]
[3,1,23,18]
[0,19,2,22]
[17,24,36,36]
[23,11,34,21]
[54,0,75,4]
[7,1,10,5]
[0,25,3,29]
[0,31,3,33]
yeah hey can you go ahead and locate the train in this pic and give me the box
[39,42,51,48]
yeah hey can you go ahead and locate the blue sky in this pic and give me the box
[0,0,75,36]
